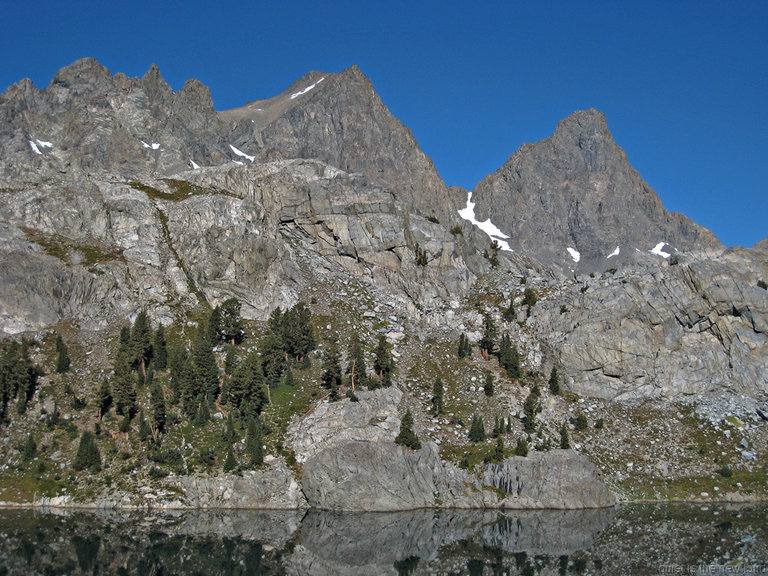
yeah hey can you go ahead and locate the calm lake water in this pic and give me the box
[0,503,766,575]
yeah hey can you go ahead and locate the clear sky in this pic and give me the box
[2,0,766,247]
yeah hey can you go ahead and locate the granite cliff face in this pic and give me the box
[528,247,768,402]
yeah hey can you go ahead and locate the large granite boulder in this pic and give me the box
[288,387,615,511]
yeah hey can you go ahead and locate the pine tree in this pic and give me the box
[223,445,237,472]
[346,332,367,391]
[219,297,244,345]
[130,311,153,377]
[192,324,219,402]
[321,333,342,400]
[395,409,421,450]
[153,325,168,371]
[469,414,486,442]
[208,305,222,343]
[112,356,137,418]
[73,431,101,471]
[431,376,444,415]
[548,366,560,395]
[246,416,264,465]
[55,333,70,373]
[222,412,238,443]
[498,334,521,379]
[267,307,284,339]
[150,381,166,435]
[523,389,540,433]
[23,433,36,459]
[194,400,210,426]
[292,302,316,360]
[484,370,494,396]
[373,334,392,382]
[559,422,571,449]
[224,345,238,377]
[457,333,471,359]
[260,332,285,388]
[492,436,505,462]
[522,288,538,317]
[96,379,112,420]
[228,352,268,417]
[479,313,497,359]
[514,437,529,457]
[503,299,516,322]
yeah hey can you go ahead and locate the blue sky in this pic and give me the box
[2,1,766,247]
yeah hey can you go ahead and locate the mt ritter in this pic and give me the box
[0,58,766,508]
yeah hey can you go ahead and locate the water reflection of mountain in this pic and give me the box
[2,504,765,575]
[288,508,614,575]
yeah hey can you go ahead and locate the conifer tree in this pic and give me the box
[548,366,560,395]
[192,324,219,402]
[246,416,264,465]
[479,313,497,359]
[395,409,421,450]
[515,436,529,457]
[522,288,538,317]
[222,412,238,443]
[498,334,521,379]
[294,302,316,359]
[23,433,36,459]
[321,333,342,400]
[96,379,112,420]
[130,311,153,376]
[260,332,285,388]
[73,431,101,471]
[523,388,540,433]
[153,325,167,371]
[347,332,367,391]
[224,345,238,377]
[492,435,505,462]
[503,299,516,322]
[55,333,70,373]
[484,370,494,396]
[559,422,571,449]
[228,352,268,417]
[457,333,471,359]
[223,445,237,472]
[373,334,392,382]
[194,400,210,426]
[208,305,222,343]
[219,297,244,345]
[431,376,444,415]
[150,381,166,435]
[469,414,486,442]
[112,356,137,418]
[118,326,131,356]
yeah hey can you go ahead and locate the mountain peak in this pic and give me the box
[470,109,721,270]
[49,57,112,89]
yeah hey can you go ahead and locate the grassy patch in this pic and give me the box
[0,472,64,503]
[20,226,125,267]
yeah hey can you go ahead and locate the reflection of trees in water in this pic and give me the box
[0,504,765,575]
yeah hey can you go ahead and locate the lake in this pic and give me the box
[0,503,766,575]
